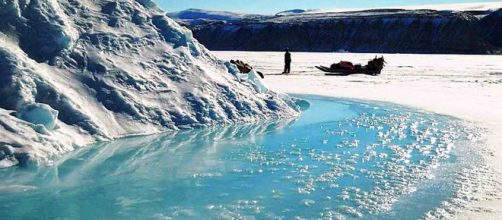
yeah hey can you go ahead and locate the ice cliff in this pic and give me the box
[0,0,300,168]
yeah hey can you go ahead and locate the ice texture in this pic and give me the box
[216,51,502,218]
[0,97,492,219]
[18,103,59,130]
[0,0,300,168]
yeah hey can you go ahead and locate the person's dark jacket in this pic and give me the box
[285,52,291,63]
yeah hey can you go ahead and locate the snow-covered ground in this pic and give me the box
[215,51,502,218]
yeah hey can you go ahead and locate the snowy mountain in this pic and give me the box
[378,2,502,12]
[172,8,502,54]
[316,2,502,13]
[0,0,301,168]
[167,8,267,26]
[275,9,318,16]
[167,8,265,22]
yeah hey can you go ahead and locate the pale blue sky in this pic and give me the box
[155,0,494,14]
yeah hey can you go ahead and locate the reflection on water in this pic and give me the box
[0,96,485,219]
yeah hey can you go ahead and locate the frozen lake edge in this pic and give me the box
[0,95,492,219]
[215,51,502,218]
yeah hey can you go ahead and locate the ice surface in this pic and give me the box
[215,51,502,218]
[0,96,490,219]
[0,0,300,167]
[0,108,90,168]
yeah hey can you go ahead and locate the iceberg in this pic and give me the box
[0,0,300,168]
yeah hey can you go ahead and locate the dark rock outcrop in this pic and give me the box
[172,9,502,54]
[480,9,502,51]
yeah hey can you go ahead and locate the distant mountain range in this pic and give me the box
[168,5,502,54]
[167,8,267,22]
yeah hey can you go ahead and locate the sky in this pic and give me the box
[154,0,495,14]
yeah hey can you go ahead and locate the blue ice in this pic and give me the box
[0,96,481,219]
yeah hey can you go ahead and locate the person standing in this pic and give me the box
[283,48,291,74]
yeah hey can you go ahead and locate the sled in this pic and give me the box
[315,66,381,76]
[315,57,385,76]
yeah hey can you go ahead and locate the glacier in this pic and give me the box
[0,0,300,168]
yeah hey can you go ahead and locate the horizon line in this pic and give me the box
[165,1,502,14]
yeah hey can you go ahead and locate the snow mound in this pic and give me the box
[0,0,300,168]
